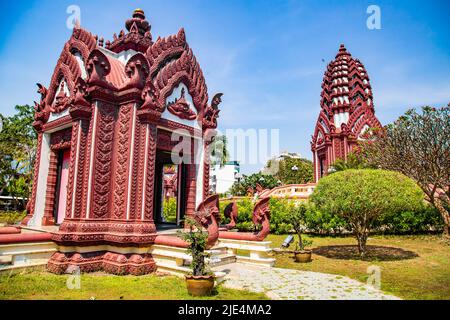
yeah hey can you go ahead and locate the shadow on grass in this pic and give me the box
[313,245,419,261]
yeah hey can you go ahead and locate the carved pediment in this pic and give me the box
[50,81,71,113]
[166,87,196,120]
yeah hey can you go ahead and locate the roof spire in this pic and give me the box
[125,8,151,37]
[336,43,350,58]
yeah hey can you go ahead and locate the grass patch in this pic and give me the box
[269,234,450,300]
[0,268,267,300]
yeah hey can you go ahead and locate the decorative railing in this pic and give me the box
[259,183,316,199]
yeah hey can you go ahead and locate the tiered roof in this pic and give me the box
[311,44,382,149]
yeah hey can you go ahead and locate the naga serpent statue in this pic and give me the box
[154,194,220,249]
[219,197,271,241]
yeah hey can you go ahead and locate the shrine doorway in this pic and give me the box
[53,149,70,224]
[154,150,188,227]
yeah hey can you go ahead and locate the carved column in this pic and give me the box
[21,132,43,226]
[41,151,58,226]
[141,124,157,222]
[111,103,134,221]
[68,119,90,219]
[202,129,216,200]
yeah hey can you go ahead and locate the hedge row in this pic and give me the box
[219,198,443,235]
[0,211,26,225]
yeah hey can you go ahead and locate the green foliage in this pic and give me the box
[229,172,280,196]
[311,169,425,257]
[180,218,211,276]
[220,197,299,234]
[330,152,372,173]
[303,204,349,235]
[162,197,177,223]
[379,205,443,234]
[210,135,229,167]
[0,211,26,225]
[361,106,450,236]
[266,157,314,184]
[286,204,313,251]
[0,269,267,300]
[0,105,36,207]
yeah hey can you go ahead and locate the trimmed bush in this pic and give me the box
[0,211,26,225]
[379,205,443,234]
[162,197,177,223]
[311,169,425,257]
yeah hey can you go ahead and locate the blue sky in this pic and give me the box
[0,0,449,174]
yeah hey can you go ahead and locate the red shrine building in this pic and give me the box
[311,44,382,181]
[21,9,223,274]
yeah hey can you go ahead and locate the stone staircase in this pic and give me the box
[0,241,57,271]
[150,243,236,280]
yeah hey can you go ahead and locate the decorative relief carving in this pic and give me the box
[143,125,157,221]
[73,120,89,218]
[122,54,150,90]
[91,103,115,218]
[202,93,222,129]
[166,87,196,120]
[51,81,71,113]
[50,128,72,150]
[112,104,132,219]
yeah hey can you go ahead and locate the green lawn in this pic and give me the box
[267,234,450,300]
[1,235,448,300]
[0,267,267,300]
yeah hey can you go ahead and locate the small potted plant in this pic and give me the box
[288,204,313,263]
[181,218,215,296]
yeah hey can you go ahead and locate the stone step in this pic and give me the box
[208,253,237,267]
[0,255,12,265]
[0,241,57,270]
[0,261,47,271]
[155,261,226,283]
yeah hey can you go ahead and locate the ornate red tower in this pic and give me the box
[311,44,382,181]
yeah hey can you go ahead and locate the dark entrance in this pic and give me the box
[154,150,187,226]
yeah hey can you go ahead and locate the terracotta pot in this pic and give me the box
[294,250,312,263]
[185,275,215,296]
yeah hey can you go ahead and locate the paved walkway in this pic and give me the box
[214,263,400,300]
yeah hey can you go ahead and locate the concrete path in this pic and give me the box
[214,263,400,300]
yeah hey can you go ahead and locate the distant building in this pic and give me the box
[210,161,240,194]
[262,151,303,175]
[274,151,302,161]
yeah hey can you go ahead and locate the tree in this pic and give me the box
[229,172,280,196]
[210,135,229,167]
[362,106,450,236]
[330,152,371,172]
[311,169,424,258]
[287,204,313,251]
[264,156,313,184]
[0,105,36,207]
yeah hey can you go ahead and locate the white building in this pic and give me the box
[210,161,240,194]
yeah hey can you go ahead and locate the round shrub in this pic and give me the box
[311,169,425,257]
